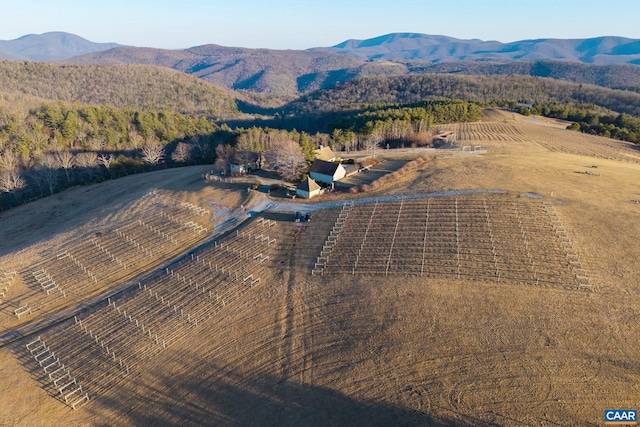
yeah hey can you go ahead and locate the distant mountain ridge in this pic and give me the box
[2,32,640,95]
[65,45,380,94]
[0,32,120,61]
[316,33,640,65]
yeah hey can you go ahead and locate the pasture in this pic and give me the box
[0,112,639,426]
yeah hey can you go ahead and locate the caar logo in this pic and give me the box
[604,409,637,425]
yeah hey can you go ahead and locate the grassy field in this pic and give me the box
[0,110,639,426]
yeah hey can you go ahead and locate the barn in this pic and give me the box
[309,160,346,185]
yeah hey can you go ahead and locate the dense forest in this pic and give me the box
[0,101,218,208]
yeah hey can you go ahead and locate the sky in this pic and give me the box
[1,0,639,50]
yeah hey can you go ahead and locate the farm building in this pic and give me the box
[228,152,263,175]
[296,177,321,199]
[314,146,337,162]
[309,160,346,185]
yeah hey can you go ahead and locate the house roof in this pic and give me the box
[309,160,341,176]
[297,177,320,192]
[314,146,336,161]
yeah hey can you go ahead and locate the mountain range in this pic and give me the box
[1,32,640,95]
[314,33,640,64]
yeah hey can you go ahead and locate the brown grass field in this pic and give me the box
[1,110,639,426]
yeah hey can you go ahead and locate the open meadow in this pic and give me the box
[0,111,639,426]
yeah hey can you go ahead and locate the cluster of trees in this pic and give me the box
[535,105,640,143]
[214,128,326,182]
[1,102,218,160]
[329,100,482,151]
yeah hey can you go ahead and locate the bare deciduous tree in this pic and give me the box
[55,150,75,183]
[264,138,307,182]
[141,140,165,165]
[128,128,144,149]
[76,152,99,179]
[36,153,60,195]
[0,170,25,194]
[214,144,235,174]
[171,142,195,164]
[75,152,98,168]
[87,136,107,151]
[97,153,113,169]
[0,149,20,171]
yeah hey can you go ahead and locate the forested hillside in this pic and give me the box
[0,97,484,210]
[66,45,369,95]
[0,101,222,208]
[406,60,640,91]
[286,74,640,116]
[0,61,240,116]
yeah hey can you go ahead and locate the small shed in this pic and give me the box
[296,177,321,199]
[309,160,346,185]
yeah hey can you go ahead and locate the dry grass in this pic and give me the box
[1,114,639,426]
[349,155,433,193]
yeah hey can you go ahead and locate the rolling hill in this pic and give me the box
[405,60,640,91]
[0,32,120,61]
[66,44,640,96]
[0,111,639,425]
[0,60,240,116]
[66,44,375,95]
[285,74,640,117]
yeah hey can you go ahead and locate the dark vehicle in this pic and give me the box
[294,212,311,223]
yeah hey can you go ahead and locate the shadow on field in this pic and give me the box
[83,350,473,427]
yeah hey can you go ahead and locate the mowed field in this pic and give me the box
[1,112,639,426]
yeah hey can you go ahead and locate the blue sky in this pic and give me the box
[1,0,639,49]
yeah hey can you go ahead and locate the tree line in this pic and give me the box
[517,103,640,144]
[329,99,482,151]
